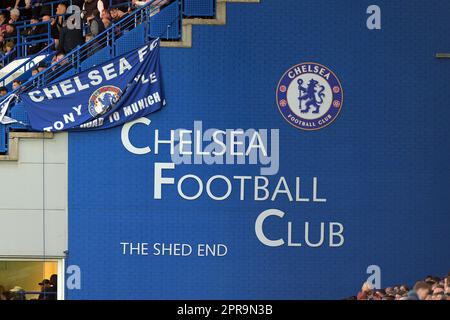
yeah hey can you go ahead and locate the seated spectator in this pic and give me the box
[0,13,7,32]
[109,7,127,23]
[102,16,111,29]
[357,282,374,300]
[0,87,8,97]
[37,62,47,72]
[51,51,67,70]
[413,281,430,300]
[9,286,26,300]
[102,8,111,20]
[101,10,111,28]
[4,24,16,39]
[31,67,39,76]
[3,41,16,59]
[12,79,21,90]
[38,279,52,300]
[355,272,450,301]
[85,32,93,43]
[9,8,20,24]
[25,17,45,54]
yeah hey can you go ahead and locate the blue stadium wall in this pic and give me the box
[66,0,450,299]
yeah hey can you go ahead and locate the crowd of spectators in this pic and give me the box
[353,272,450,300]
[0,274,58,300]
[0,0,172,64]
[0,0,173,96]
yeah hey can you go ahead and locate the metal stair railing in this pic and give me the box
[0,39,55,87]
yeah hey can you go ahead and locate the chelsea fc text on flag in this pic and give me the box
[21,39,165,132]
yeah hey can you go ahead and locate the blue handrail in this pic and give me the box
[0,39,55,88]
[15,20,52,58]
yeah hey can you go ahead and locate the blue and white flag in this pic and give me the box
[21,39,165,131]
[0,94,18,125]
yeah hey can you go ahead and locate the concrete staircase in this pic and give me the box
[162,0,260,48]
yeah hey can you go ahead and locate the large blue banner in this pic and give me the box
[21,39,164,131]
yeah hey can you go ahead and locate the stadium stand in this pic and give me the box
[352,273,450,301]
[0,0,260,160]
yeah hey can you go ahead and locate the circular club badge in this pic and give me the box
[88,85,122,118]
[276,62,343,131]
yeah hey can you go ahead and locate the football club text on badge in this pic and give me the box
[276,62,344,131]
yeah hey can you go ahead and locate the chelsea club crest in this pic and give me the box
[88,85,122,118]
[276,62,343,131]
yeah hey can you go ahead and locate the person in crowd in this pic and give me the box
[109,7,127,23]
[41,14,59,49]
[413,281,430,300]
[85,32,93,43]
[12,79,21,90]
[357,282,374,300]
[37,279,52,300]
[0,87,8,97]
[31,67,39,76]
[50,51,67,71]
[101,9,111,29]
[355,272,450,300]
[4,24,16,38]
[54,3,67,30]
[102,16,111,29]
[25,17,45,54]
[9,8,20,24]
[0,13,7,33]
[37,62,47,72]
[58,21,84,54]
[0,285,7,300]
[102,8,110,20]
[86,8,105,37]
[3,41,16,59]
[48,274,57,300]
[9,286,26,300]
[83,0,105,19]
